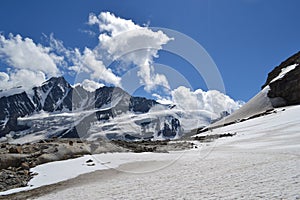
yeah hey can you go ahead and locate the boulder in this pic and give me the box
[0,154,28,170]
[8,146,23,154]
[21,162,30,170]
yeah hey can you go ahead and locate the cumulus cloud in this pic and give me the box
[72,47,122,86]
[88,12,173,92]
[0,69,46,92]
[0,34,62,76]
[150,87,243,130]
[48,33,121,86]
[0,34,64,92]
[152,93,173,105]
[39,12,173,92]
[171,86,243,116]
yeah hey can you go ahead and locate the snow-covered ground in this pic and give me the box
[0,152,182,196]
[2,105,300,199]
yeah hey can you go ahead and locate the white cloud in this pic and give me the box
[0,69,46,92]
[10,69,46,89]
[0,34,64,93]
[0,34,62,76]
[89,12,139,36]
[89,12,173,92]
[152,93,173,105]
[48,34,121,87]
[43,12,173,92]
[171,86,242,115]
[0,72,9,82]
[72,47,122,86]
[171,87,200,110]
[80,79,104,92]
[78,29,97,37]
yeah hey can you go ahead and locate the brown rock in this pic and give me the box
[23,170,29,176]
[29,161,36,168]
[8,146,22,154]
[21,162,30,170]
[0,154,27,169]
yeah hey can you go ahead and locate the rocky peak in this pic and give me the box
[42,76,70,90]
[33,76,72,112]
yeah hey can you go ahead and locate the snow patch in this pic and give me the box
[270,63,298,83]
[0,152,175,195]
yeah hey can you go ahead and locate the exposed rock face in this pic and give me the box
[33,76,73,112]
[0,92,35,137]
[0,76,182,140]
[130,96,157,113]
[158,117,182,138]
[262,51,300,107]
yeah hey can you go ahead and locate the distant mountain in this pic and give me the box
[0,77,183,140]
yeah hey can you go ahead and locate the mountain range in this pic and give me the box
[1,51,299,142]
[0,76,184,141]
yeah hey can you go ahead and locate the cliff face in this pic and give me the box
[262,51,300,107]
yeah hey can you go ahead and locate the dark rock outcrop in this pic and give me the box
[129,96,157,113]
[262,51,300,107]
[33,76,73,112]
[157,117,182,138]
[0,92,35,137]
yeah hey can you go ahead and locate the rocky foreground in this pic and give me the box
[0,138,198,192]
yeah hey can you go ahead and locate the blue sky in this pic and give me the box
[0,0,299,101]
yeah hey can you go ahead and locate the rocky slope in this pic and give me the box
[262,51,300,107]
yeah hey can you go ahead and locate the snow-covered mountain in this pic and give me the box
[0,77,172,139]
[1,76,207,142]
[0,70,244,142]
